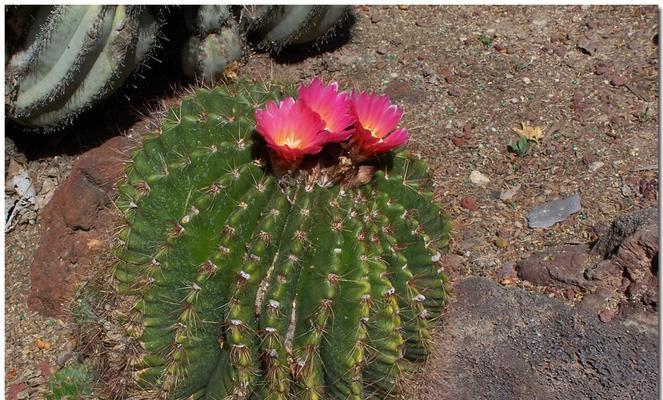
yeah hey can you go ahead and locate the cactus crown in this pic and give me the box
[109,79,451,399]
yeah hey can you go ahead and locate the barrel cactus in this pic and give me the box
[5,5,351,129]
[85,78,450,399]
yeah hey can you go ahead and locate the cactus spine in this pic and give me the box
[97,80,451,399]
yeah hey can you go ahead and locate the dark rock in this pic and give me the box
[593,207,658,257]
[417,277,658,400]
[517,244,598,288]
[370,12,382,23]
[29,137,133,317]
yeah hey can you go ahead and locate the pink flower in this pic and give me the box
[350,92,408,154]
[298,78,354,142]
[255,97,327,161]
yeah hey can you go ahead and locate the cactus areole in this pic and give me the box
[112,79,451,399]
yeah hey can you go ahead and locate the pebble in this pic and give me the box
[461,196,478,211]
[500,183,521,202]
[496,261,517,280]
[495,238,509,248]
[522,77,531,84]
[452,137,466,146]
[370,12,382,23]
[469,170,490,187]
[589,161,605,172]
[610,75,627,86]
[448,86,464,97]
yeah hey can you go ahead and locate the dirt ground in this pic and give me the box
[5,5,659,399]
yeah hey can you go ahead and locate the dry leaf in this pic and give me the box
[512,122,544,142]
[35,338,50,350]
[223,61,239,80]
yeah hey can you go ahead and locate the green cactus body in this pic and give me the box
[181,6,244,84]
[5,5,162,128]
[112,81,451,399]
[244,5,350,52]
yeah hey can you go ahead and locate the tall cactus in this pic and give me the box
[98,79,451,399]
[5,6,163,128]
[6,5,351,129]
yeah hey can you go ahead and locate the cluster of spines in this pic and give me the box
[111,81,450,399]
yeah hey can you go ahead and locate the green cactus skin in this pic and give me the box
[181,6,244,84]
[5,5,162,129]
[243,5,351,52]
[106,80,451,399]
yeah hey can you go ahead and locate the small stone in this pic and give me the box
[589,161,605,172]
[522,77,531,84]
[463,122,473,138]
[496,261,517,280]
[495,238,509,248]
[440,67,453,83]
[461,196,478,211]
[452,137,466,146]
[376,47,387,55]
[469,170,490,187]
[448,86,464,97]
[564,288,576,300]
[494,42,508,53]
[610,75,627,86]
[598,308,615,323]
[500,184,521,202]
[370,12,382,23]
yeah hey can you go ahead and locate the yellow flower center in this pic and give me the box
[278,132,302,149]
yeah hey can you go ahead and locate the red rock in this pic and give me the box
[452,137,465,146]
[7,383,28,400]
[460,196,478,211]
[29,136,133,317]
[462,122,473,138]
[38,360,52,378]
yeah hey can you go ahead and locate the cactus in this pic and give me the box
[99,79,450,399]
[243,5,350,52]
[181,6,244,85]
[5,5,163,129]
[5,5,351,128]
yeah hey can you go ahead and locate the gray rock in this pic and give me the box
[527,194,582,228]
[416,277,658,400]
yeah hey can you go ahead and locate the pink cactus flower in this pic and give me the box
[298,78,354,142]
[255,97,327,161]
[350,92,408,154]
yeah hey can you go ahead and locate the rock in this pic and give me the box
[499,183,521,202]
[496,261,517,280]
[451,137,465,146]
[593,207,658,257]
[589,161,604,172]
[447,86,464,97]
[469,170,490,187]
[517,244,598,288]
[416,277,658,400]
[369,11,382,23]
[460,196,478,211]
[29,136,133,317]
[610,75,628,86]
[576,36,597,55]
[527,194,582,228]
